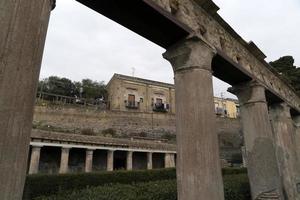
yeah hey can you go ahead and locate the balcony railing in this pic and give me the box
[153,103,167,113]
[125,101,139,109]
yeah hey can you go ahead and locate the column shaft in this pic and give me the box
[165,153,175,168]
[59,147,70,174]
[28,146,42,174]
[269,103,300,199]
[294,116,300,162]
[147,152,153,170]
[85,149,94,173]
[0,1,54,199]
[107,150,114,171]
[230,82,283,199]
[126,151,133,170]
[163,37,224,200]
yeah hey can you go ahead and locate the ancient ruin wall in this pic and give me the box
[33,105,242,146]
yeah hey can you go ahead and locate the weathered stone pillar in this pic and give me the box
[85,149,94,173]
[28,146,42,174]
[229,82,283,199]
[107,150,114,171]
[165,153,175,168]
[147,152,153,170]
[294,116,300,161]
[163,37,224,200]
[59,147,70,174]
[126,151,133,170]
[241,146,247,168]
[0,0,55,199]
[269,103,300,199]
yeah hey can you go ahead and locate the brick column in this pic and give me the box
[107,150,114,171]
[165,153,175,168]
[229,82,283,199]
[126,151,133,170]
[163,36,224,200]
[59,147,70,174]
[147,152,153,170]
[0,1,55,199]
[85,149,94,173]
[28,146,42,174]
[269,103,300,199]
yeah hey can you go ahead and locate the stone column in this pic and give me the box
[294,116,300,161]
[241,146,247,168]
[147,152,153,170]
[107,150,114,171]
[229,82,283,199]
[85,149,94,173]
[165,153,175,168]
[59,147,70,174]
[126,151,133,170]
[28,146,42,174]
[269,103,300,199]
[0,0,55,199]
[163,36,224,200]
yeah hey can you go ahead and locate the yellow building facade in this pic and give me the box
[107,74,239,118]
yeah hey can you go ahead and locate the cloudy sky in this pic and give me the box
[40,0,300,98]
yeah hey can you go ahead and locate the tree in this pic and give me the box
[37,76,107,100]
[270,56,300,96]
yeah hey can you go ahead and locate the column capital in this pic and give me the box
[163,35,216,73]
[50,0,56,10]
[228,81,266,106]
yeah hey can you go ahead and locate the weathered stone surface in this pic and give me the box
[147,152,153,170]
[33,105,242,141]
[126,151,133,170]
[153,0,300,113]
[28,146,42,174]
[164,37,224,200]
[85,149,94,173]
[107,150,114,171]
[269,103,300,200]
[164,153,175,168]
[0,0,53,198]
[294,116,300,163]
[59,147,70,174]
[230,82,283,199]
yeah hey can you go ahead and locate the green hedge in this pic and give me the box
[34,175,250,200]
[23,168,176,200]
[24,168,249,200]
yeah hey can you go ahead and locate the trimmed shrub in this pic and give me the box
[24,168,249,200]
[222,167,247,175]
[34,180,177,200]
[23,168,176,200]
[34,175,250,200]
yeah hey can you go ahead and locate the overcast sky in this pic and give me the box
[40,0,300,98]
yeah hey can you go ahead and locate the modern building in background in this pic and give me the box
[106,73,239,118]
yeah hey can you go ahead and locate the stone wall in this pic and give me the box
[33,105,242,145]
